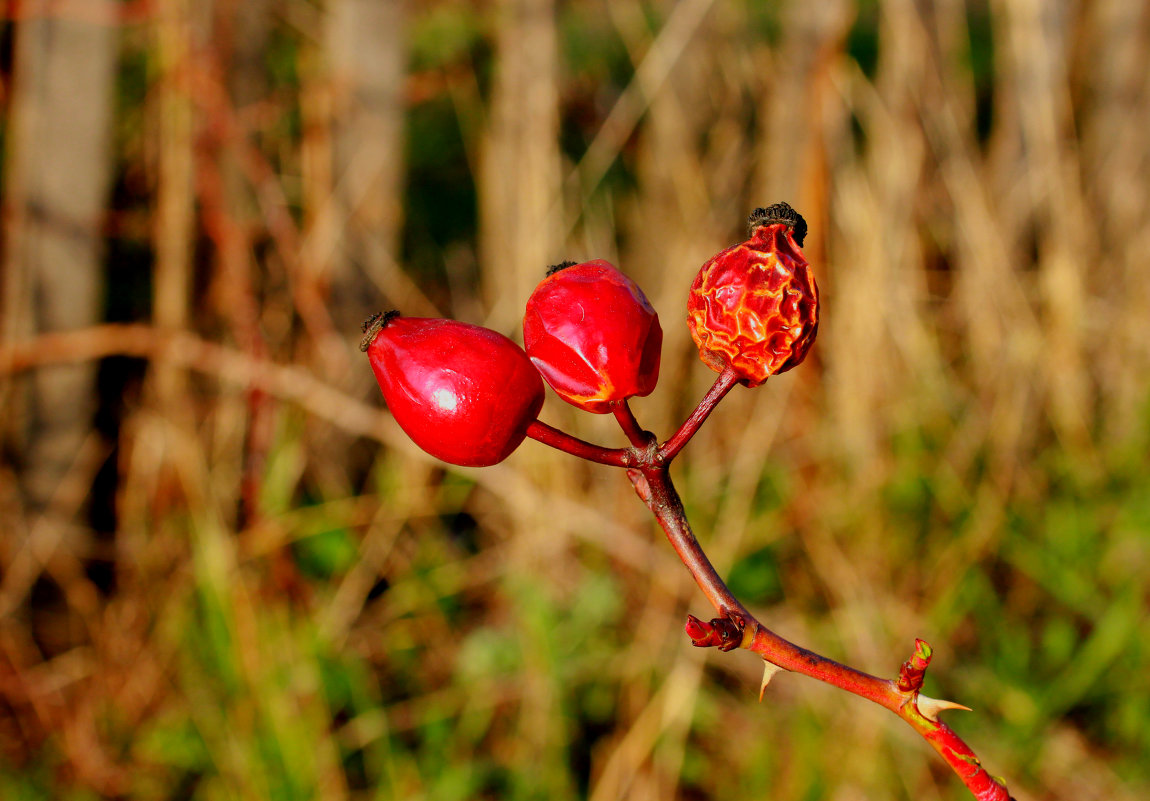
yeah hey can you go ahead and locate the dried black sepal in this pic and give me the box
[747,202,807,247]
[545,260,580,277]
[359,310,401,352]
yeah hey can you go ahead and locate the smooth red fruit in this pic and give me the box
[361,312,544,466]
[523,259,663,413]
[687,203,818,387]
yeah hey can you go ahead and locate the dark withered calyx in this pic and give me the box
[359,310,401,352]
[747,202,807,247]
[545,260,579,277]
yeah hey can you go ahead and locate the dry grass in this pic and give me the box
[2,1,1149,799]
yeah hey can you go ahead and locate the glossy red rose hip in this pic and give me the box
[361,312,544,466]
[687,203,818,387]
[523,259,662,413]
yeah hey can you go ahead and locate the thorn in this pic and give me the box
[917,694,973,722]
[759,661,784,701]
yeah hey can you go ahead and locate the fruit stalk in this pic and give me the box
[526,420,634,467]
[659,366,741,462]
[612,400,653,449]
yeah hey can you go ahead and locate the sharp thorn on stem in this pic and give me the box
[759,661,785,701]
[916,694,973,722]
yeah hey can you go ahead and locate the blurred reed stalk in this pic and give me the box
[1,0,117,511]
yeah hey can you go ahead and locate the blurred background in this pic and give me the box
[1,0,1148,799]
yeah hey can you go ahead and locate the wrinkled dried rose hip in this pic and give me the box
[687,202,819,387]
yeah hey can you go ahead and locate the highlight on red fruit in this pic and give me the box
[523,259,663,413]
[360,311,545,467]
[686,203,819,387]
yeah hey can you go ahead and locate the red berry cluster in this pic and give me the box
[361,204,817,466]
[357,212,1015,801]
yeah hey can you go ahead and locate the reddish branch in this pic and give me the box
[0,324,388,444]
[659,366,739,461]
[526,420,633,468]
[535,366,1013,801]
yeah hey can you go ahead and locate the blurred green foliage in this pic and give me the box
[3,1,1148,800]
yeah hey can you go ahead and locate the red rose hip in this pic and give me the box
[523,259,662,413]
[687,203,818,387]
[360,311,544,466]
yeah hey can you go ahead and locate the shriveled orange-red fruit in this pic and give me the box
[686,203,818,387]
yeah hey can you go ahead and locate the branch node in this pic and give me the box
[684,610,745,651]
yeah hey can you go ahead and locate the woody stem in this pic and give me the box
[630,463,1012,801]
